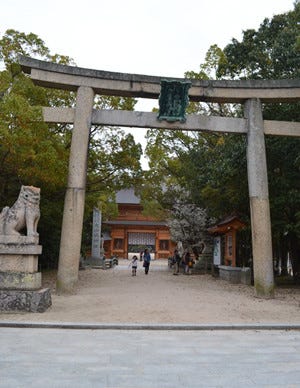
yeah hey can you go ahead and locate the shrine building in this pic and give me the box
[208,215,246,267]
[103,189,176,260]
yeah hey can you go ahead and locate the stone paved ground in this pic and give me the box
[1,327,300,388]
[1,260,300,387]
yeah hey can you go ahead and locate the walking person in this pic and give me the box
[143,248,151,274]
[173,249,181,275]
[130,255,138,276]
[139,250,143,261]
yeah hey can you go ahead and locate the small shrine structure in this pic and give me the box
[208,216,251,285]
[208,215,246,267]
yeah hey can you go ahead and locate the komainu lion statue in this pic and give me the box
[0,185,40,236]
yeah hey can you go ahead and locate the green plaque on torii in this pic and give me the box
[158,79,191,123]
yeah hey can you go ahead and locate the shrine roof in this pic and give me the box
[116,189,140,204]
[208,215,246,234]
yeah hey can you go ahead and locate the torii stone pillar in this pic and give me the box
[56,86,94,294]
[245,98,274,298]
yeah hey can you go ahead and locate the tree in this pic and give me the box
[217,2,300,281]
[0,30,72,267]
[143,3,300,278]
[0,29,143,268]
[217,2,300,80]
[167,203,214,251]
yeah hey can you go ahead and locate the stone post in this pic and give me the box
[245,98,274,298]
[91,207,102,259]
[56,86,94,294]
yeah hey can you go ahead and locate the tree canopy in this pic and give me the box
[143,2,300,279]
[0,29,143,267]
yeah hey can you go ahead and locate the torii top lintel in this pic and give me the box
[18,56,300,104]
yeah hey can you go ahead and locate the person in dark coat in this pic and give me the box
[143,248,151,274]
[173,249,181,275]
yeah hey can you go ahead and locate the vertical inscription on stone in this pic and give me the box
[213,236,221,266]
[91,207,102,258]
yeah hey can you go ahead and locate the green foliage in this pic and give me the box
[140,197,167,220]
[218,3,300,79]
[186,44,227,80]
[0,29,50,66]
[217,2,300,278]
[144,3,300,275]
[0,29,143,269]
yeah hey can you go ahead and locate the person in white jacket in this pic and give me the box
[130,255,138,276]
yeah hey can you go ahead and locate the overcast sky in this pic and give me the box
[0,0,296,166]
[1,0,295,75]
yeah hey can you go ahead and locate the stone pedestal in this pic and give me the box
[0,236,51,312]
[219,265,242,284]
[241,267,252,285]
[219,265,252,286]
[85,254,105,268]
[0,288,51,313]
[88,256,105,265]
[0,271,41,290]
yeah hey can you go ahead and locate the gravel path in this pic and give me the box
[1,259,300,324]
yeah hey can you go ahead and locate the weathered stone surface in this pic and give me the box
[94,109,248,133]
[0,235,39,245]
[219,265,241,284]
[0,185,40,236]
[91,207,102,259]
[19,56,300,103]
[246,99,274,298]
[0,288,51,312]
[0,271,41,290]
[43,108,300,137]
[0,244,42,255]
[240,267,252,285]
[56,86,94,294]
[85,256,105,267]
[0,255,38,272]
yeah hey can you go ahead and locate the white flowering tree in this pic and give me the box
[167,203,214,257]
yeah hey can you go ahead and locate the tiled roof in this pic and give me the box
[116,189,140,204]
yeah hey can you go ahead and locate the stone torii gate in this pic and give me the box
[19,56,300,297]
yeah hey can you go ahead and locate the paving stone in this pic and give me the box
[0,328,300,387]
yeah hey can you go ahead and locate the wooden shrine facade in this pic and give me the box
[103,189,175,259]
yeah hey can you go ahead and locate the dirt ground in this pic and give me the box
[1,259,300,324]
